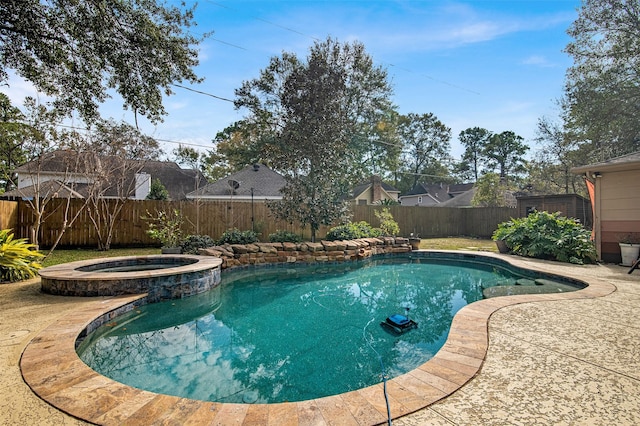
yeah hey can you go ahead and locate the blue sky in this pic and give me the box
[5,0,582,161]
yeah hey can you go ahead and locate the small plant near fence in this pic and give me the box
[492,211,596,264]
[268,230,303,243]
[0,229,44,283]
[142,209,184,248]
[325,221,382,241]
[180,235,217,254]
[217,228,259,245]
[374,207,400,237]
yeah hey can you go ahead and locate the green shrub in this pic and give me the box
[217,228,259,245]
[268,230,302,243]
[492,211,596,264]
[142,209,183,247]
[0,229,44,282]
[374,207,400,237]
[180,235,217,254]
[325,221,382,241]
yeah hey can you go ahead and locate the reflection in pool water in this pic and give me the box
[77,255,583,404]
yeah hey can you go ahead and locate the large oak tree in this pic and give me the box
[234,37,395,241]
[396,112,452,191]
[564,0,640,159]
[1,0,204,123]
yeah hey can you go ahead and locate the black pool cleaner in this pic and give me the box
[380,308,418,334]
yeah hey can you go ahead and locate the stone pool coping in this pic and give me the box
[20,252,616,425]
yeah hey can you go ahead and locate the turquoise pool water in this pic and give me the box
[77,255,582,404]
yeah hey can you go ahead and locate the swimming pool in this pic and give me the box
[77,254,584,404]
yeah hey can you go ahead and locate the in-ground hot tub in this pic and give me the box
[39,255,222,302]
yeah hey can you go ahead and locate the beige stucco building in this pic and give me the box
[572,151,640,263]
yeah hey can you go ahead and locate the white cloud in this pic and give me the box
[522,55,555,68]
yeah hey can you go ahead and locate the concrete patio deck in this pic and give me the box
[1,252,639,425]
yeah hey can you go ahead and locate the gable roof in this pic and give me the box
[434,187,477,207]
[140,161,207,200]
[1,180,86,199]
[187,164,286,200]
[11,150,207,200]
[402,183,452,201]
[350,179,400,199]
[400,182,477,206]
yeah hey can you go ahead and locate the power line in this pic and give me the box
[205,0,479,95]
[171,84,234,103]
[385,63,481,96]
[53,124,215,150]
[207,1,320,42]
[210,37,248,51]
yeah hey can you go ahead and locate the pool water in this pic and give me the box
[77,256,581,404]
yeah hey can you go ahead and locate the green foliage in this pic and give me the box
[268,230,302,243]
[325,221,382,241]
[483,131,529,181]
[374,208,400,237]
[458,127,491,182]
[492,211,596,264]
[396,112,452,190]
[0,229,43,282]
[180,235,216,255]
[235,37,394,241]
[146,178,169,200]
[564,0,640,157]
[1,0,204,123]
[0,94,33,192]
[472,173,512,207]
[143,209,184,248]
[217,228,258,245]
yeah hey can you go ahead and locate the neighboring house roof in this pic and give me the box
[1,180,86,199]
[349,175,400,204]
[399,182,477,206]
[435,187,477,207]
[447,183,475,196]
[572,151,640,174]
[9,150,205,200]
[13,149,89,175]
[187,164,286,200]
[140,161,207,201]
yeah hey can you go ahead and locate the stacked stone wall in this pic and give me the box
[199,237,414,270]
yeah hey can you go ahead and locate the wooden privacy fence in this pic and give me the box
[0,200,18,230]
[352,205,516,238]
[6,198,517,248]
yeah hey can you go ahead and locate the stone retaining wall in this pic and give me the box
[199,237,414,269]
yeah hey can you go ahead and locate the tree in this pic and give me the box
[171,144,206,233]
[458,127,491,182]
[530,116,583,194]
[0,93,32,192]
[235,37,394,241]
[564,0,640,159]
[472,172,512,207]
[355,106,402,183]
[83,119,161,250]
[483,131,529,182]
[396,112,452,191]
[146,178,169,200]
[3,98,90,254]
[0,0,204,123]
[204,120,269,182]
